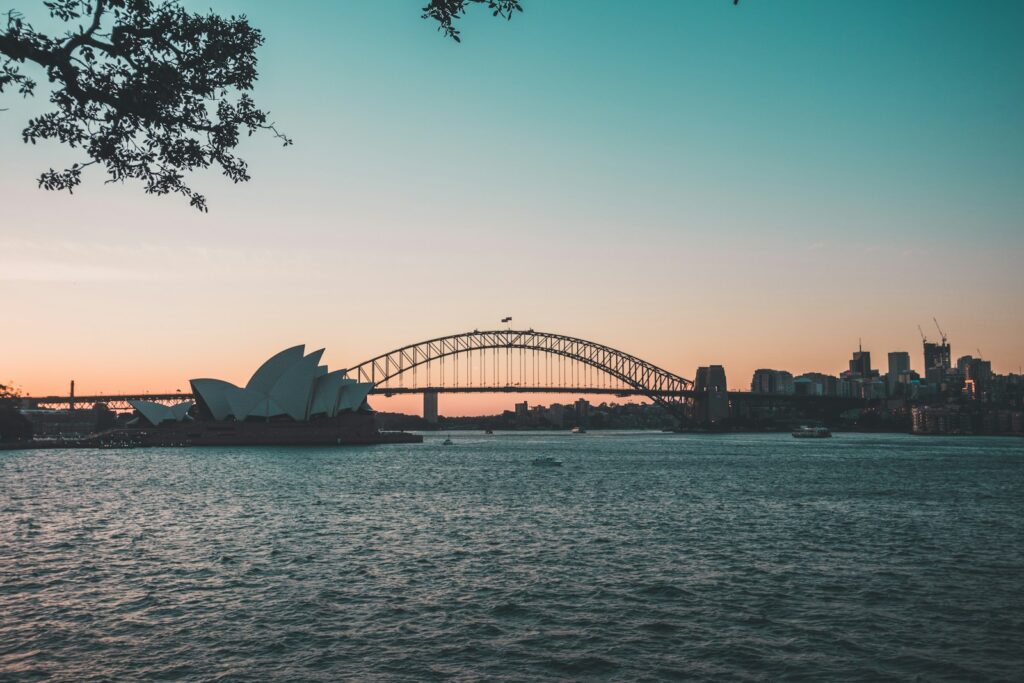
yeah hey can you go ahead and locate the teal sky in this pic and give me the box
[2,1,1023,405]
[246,0,1024,245]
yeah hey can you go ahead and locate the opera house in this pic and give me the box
[189,345,373,423]
[114,346,420,446]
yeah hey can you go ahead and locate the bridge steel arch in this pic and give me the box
[347,330,694,416]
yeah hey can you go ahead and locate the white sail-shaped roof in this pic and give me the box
[267,349,324,421]
[310,371,349,418]
[190,379,237,421]
[170,402,192,421]
[245,345,305,394]
[189,346,372,422]
[223,384,263,420]
[245,396,288,419]
[129,399,193,425]
[337,381,373,413]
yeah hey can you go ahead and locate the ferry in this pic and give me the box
[792,426,832,439]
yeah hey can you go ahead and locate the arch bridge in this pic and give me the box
[347,329,695,417]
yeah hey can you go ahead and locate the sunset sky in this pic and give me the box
[2,1,1022,416]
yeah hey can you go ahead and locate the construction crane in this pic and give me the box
[933,317,948,345]
[918,324,929,343]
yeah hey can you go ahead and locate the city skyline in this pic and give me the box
[10,324,1017,418]
[3,1,1023,414]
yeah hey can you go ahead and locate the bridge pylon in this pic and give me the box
[423,390,439,424]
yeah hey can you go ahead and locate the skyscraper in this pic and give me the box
[923,341,951,372]
[848,342,877,378]
[963,357,993,400]
[887,351,911,395]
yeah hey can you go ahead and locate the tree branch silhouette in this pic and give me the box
[421,1,523,42]
[0,0,289,212]
[3,1,734,210]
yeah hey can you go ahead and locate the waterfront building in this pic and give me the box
[574,398,591,418]
[912,406,971,435]
[514,401,529,426]
[793,377,821,396]
[796,372,838,397]
[190,345,373,422]
[546,403,565,428]
[128,400,194,426]
[750,369,795,395]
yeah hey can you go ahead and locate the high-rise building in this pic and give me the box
[574,398,590,418]
[750,369,795,395]
[963,357,993,400]
[797,372,839,396]
[573,399,591,428]
[848,342,877,378]
[793,377,821,396]
[514,401,529,426]
[887,351,911,395]
[923,341,951,372]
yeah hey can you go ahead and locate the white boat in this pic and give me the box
[570,426,586,434]
[531,456,562,467]
[792,426,832,438]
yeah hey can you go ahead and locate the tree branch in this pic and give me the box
[60,0,105,56]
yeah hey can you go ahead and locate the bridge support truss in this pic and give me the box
[347,329,694,421]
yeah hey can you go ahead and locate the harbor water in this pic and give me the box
[2,432,1023,681]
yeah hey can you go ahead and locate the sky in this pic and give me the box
[1,0,1022,416]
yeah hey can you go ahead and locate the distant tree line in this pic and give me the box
[0,384,31,441]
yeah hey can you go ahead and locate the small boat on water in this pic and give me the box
[531,456,563,467]
[485,429,493,435]
[792,426,832,439]
[442,435,454,445]
[570,426,586,434]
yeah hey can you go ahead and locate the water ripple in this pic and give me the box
[1,433,1023,681]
